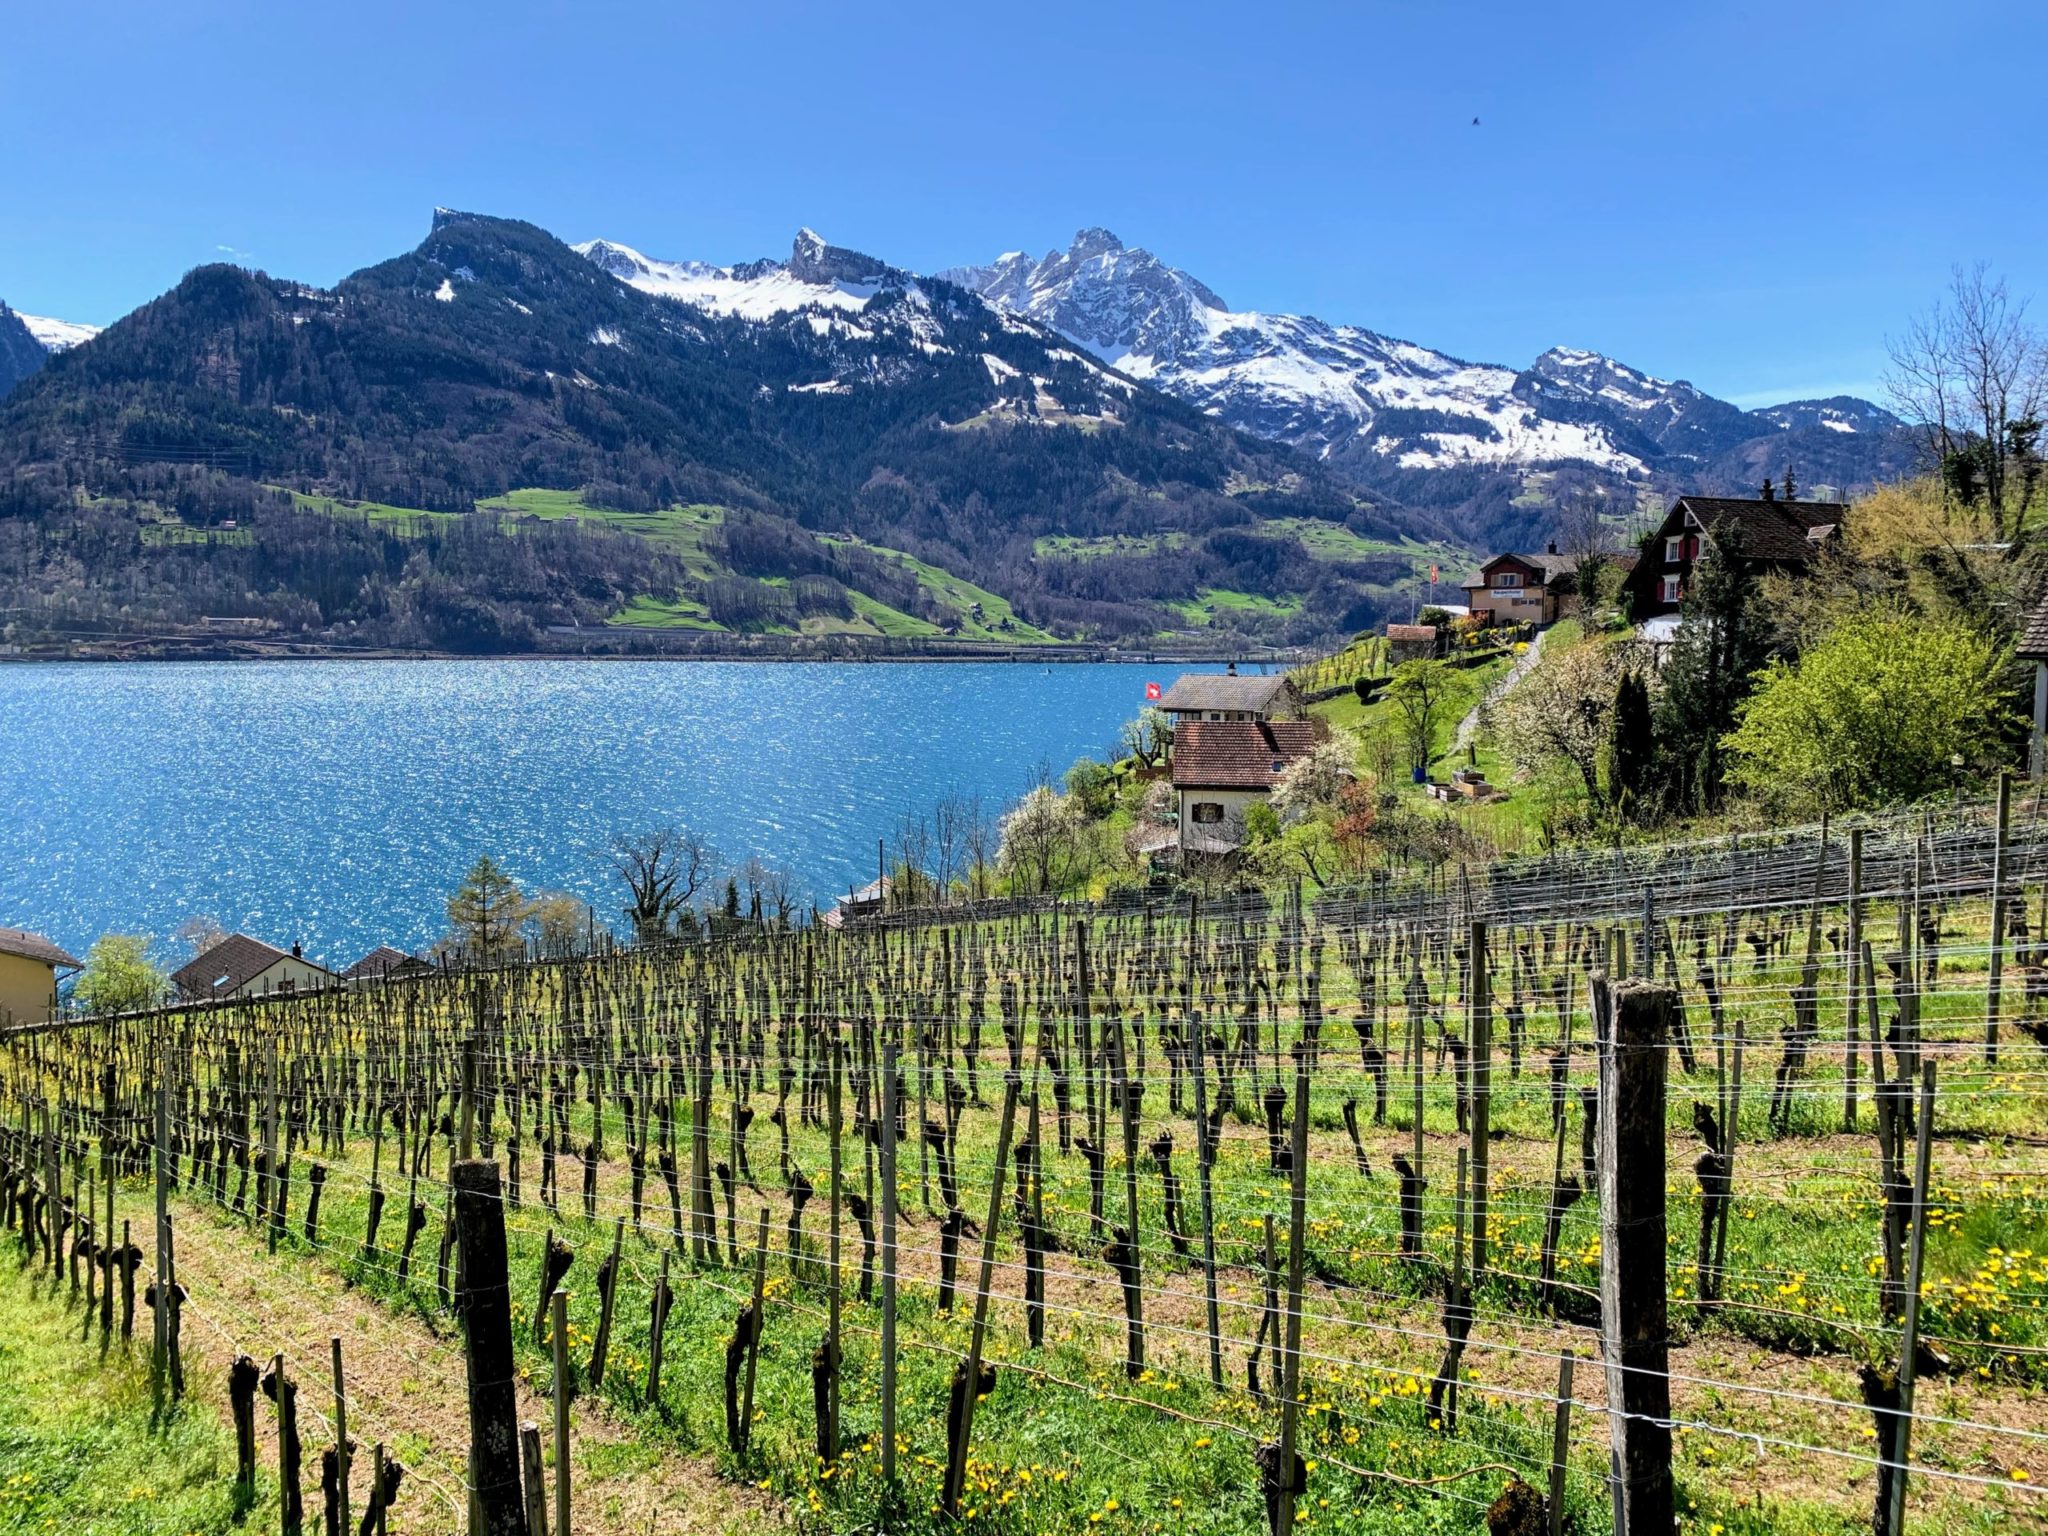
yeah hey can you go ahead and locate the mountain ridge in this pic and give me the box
[0,209,1437,652]
[938,229,1912,542]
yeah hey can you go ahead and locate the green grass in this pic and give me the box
[843,590,944,638]
[1032,532,1191,560]
[1168,588,1304,628]
[0,1259,248,1535]
[821,536,1057,643]
[608,594,725,631]
[285,490,464,532]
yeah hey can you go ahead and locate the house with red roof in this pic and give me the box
[1170,718,1323,853]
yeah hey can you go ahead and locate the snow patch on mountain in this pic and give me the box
[576,236,888,322]
[20,314,100,352]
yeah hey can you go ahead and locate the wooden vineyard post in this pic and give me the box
[454,1159,528,1536]
[331,1336,351,1536]
[1469,919,1491,1277]
[818,1039,844,1461]
[1844,828,1863,1133]
[646,1252,673,1406]
[1987,770,2011,1065]
[940,1078,1018,1518]
[1190,987,1224,1390]
[153,1026,170,1405]
[879,1031,899,1498]
[737,1207,770,1457]
[1265,1048,1313,1536]
[1548,1351,1574,1536]
[1873,1061,1939,1536]
[1597,980,1674,1536]
[265,1039,281,1255]
[1110,1017,1145,1379]
[520,1422,549,1536]
[550,1289,571,1536]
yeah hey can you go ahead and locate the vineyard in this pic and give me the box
[6,792,2048,1535]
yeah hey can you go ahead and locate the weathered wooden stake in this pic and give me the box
[1189,1002,1224,1390]
[550,1289,571,1536]
[330,1336,350,1536]
[520,1421,549,1536]
[645,1252,672,1407]
[940,1078,1018,1518]
[879,1033,899,1496]
[1987,771,2011,1064]
[1597,980,1674,1536]
[1268,1048,1313,1536]
[736,1206,771,1456]
[453,1159,528,1536]
[1469,919,1491,1276]
[1547,1351,1574,1536]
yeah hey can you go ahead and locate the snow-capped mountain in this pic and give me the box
[575,229,900,322]
[943,230,1905,491]
[575,228,1148,408]
[19,313,100,352]
[0,302,100,399]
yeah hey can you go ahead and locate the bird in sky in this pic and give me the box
[1471,116,1480,126]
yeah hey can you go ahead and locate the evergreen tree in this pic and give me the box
[1652,528,1771,813]
[1607,667,1657,819]
[723,877,741,921]
[447,855,527,961]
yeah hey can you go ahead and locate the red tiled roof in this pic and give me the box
[170,933,332,1000]
[1172,719,1322,790]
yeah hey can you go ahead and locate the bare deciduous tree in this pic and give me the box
[1886,264,2045,541]
[960,793,996,901]
[931,791,969,904]
[609,825,715,942]
[894,810,935,907]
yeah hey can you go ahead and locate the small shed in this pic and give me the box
[1386,623,1442,664]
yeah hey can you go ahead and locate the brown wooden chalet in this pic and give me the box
[1625,489,1844,619]
[1461,544,1636,626]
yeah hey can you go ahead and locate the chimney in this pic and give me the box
[1547,541,1558,555]
[1760,478,1776,503]
[291,941,302,959]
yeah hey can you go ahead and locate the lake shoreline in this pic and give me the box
[1,638,1299,666]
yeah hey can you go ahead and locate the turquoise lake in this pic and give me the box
[0,659,1228,966]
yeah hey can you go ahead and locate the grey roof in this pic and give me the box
[1155,673,1296,714]
[1672,496,1840,565]
[0,927,82,970]
[2020,600,2048,660]
[343,945,431,981]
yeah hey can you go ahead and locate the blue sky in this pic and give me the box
[3,0,2042,406]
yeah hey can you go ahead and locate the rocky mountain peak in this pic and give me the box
[1068,227,1126,259]
[787,228,892,288]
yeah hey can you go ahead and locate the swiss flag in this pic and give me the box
[1429,563,1440,583]
[1144,681,1162,701]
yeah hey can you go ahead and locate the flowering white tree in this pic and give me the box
[998,782,1091,895]
[1270,732,1357,824]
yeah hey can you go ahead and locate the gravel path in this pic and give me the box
[1453,625,1548,751]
